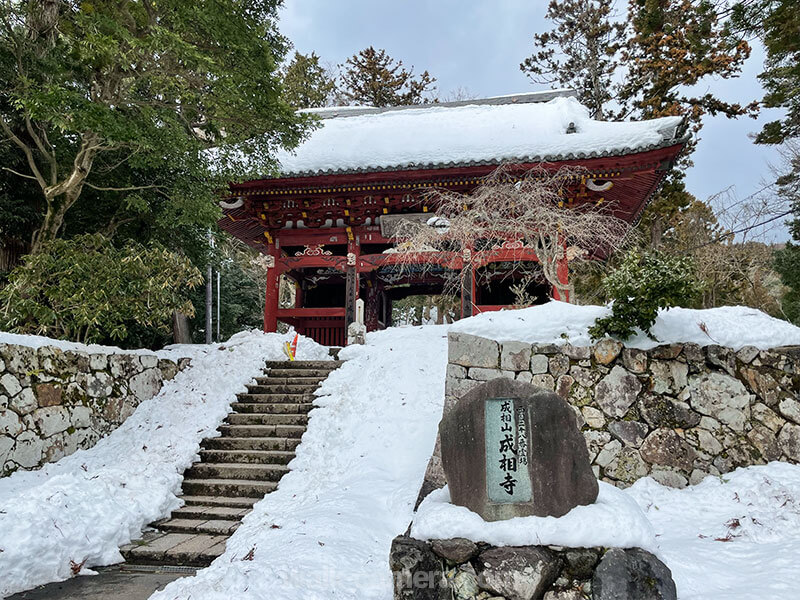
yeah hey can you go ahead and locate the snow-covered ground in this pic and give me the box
[0,330,330,598]
[2,303,800,599]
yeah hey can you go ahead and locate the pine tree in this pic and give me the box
[282,51,337,109]
[520,0,625,120]
[339,47,436,107]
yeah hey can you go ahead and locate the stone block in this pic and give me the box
[593,548,677,600]
[476,546,562,600]
[500,341,531,372]
[649,361,688,395]
[608,421,648,448]
[530,354,549,374]
[593,339,623,365]
[549,354,570,379]
[33,406,71,437]
[130,368,163,401]
[468,367,504,382]
[0,435,13,467]
[621,348,648,373]
[0,373,22,397]
[515,371,532,384]
[736,346,760,364]
[430,538,478,565]
[10,430,44,468]
[446,364,467,379]
[687,372,752,431]
[581,406,606,429]
[650,344,683,360]
[649,467,688,488]
[448,333,499,369]
[640,428,696,471]
[140,354,159,369]
[158,359,180,381]
[778,423,800,462]
[35,383,63,407]
[747,425,781,462]
[0,408,23,436]
[595,366,642,418]
[778,398,800,425]
[389,536,446,600]
[751,403,784,432]
[89,353,108,371]
[10,388,37,415]
[639,395,700,429]
[603,447,649,484]
[562,344,590,360]
[2,345,38,374]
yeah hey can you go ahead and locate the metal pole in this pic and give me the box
[216,269,221,342]
[205,263,213,344]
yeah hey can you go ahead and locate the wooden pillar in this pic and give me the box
[551,241,570,303]
[460,249,475,319]
[364,273,380,331]
[263,244,280,333]
[344,239,359,339]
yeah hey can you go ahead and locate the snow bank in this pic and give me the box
[451,302,800,350]
[411,483,657,552]
[150,325,449,600]
[274,96,682,176]
[627,463,800,600]
[0,330,167,356]
[0,330,329,599]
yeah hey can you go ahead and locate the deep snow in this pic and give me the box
[2,303,800,599]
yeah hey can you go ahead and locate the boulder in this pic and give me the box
[593,548,677,600]
[449,333,499,369]
[476,546,562,600]
[593,339,623,365]
[639,429,696,472]
[430,538,479,565]
[390,536,447,600]
[595,366,642,418]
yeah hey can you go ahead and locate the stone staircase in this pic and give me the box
[121,359,342,567]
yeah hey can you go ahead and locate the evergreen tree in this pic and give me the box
[339,47,436,107]
[282,51,337,109]
[520,0,625,120]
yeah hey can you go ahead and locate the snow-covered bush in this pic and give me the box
[590,250,701,341]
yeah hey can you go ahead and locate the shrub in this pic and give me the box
[0,234,202,345]
[589,250,702,341]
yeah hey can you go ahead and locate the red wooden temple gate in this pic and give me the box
[219,91,687,346]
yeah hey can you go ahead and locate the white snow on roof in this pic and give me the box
[275,96,684,177]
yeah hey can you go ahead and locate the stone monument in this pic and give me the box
[439,377,598,521]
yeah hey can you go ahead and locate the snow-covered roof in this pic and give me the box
[275,91,686,178]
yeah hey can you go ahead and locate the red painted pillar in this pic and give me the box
[364,273,380,331]
[344,238,360,340]
[263,244,280,333]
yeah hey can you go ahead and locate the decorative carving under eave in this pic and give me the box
[295,245,333,257]
[346,252,357,266]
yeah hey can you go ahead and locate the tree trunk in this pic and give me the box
[172,311,192,344]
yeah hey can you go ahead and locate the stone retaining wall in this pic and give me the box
[446,332,800,488]
[0,343,188,475]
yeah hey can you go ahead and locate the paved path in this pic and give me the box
[7,566,193,600]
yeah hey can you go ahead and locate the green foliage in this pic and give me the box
[0,0,307,250]
[520,0,625,120]
[0,234,202,345]
[282,51,337,109]
[340,47,436,107]
[589,250,702,340]
[775,243,800,325]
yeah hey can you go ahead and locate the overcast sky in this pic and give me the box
[279,0,788,241]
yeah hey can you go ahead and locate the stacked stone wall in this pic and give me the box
[447,332,800,488]
[0,343,188,475]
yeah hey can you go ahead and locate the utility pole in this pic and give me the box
[216,270,221,342]
[205,263,213,344]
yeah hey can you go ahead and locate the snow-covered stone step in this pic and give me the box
[217,424,306,438]
[252,375,328,385]
[181,477,278,498]
[244,383,319,394]
[121,532,228,567]
[171,504,251,521]
[198,449,295,465]
[230,401,313,414]
[156,517,241,536]
[201,436,301,451]
[235,392,314,403]
[185,462,289,481]
[225,413,308,427]
[179,495,261,508]
[264,360,343,369]
[258,369,335,379]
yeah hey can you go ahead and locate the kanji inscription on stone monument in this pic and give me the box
[485,398,532,503]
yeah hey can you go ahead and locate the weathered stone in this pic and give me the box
[747,425,781,462]
[0,394,7,409]
[581,406,606,429]
[129,368,163,401]
[639,395,700,429]
[158,359,179,381]
[390,536,447,600]
[70,406,92,429]
[752,402,785,432]
[737,346,760,364]
[706,345,736,376]
[89,353,108,371]
[440,378,598,521]
[651,344,683,360]
[108,354,144,378]
[140,354,159,369]
[621,348,648,373]
[694,428,723,455]
[593,339,623,365]
[447,364,468,379]
[608,421,649,448]
[778,398,800,425]
[10,388,38,415]
[555,375,574,400]
[35,382,63,407]
[501,342,532,372]
[682,343,704,363]
[447,565,480,599]
[0,373,22,397]
[430,538,479,564]
[516,371,533,384]
[543,590,582,600]
[649,468,688,488]
[530,354,549,374]
[583,430,612,462]
[33,406,71,437]
[649,361,688,395]
[530,374,555,392]
[593,548,677,600]
[595,440,622,468]
[604,447,649,484]
[595,366,642,418]
[531,343,561,355]
[476,546,562,600]
[469,368,504,382]
[0,435,13,468]
[698,416,722,432]
[690,469,709,486]
[9,430,44,468]
[3,345,38,374]
[448,378,482,399]
[549,355,570,379]
[0,408,23,436]
[741,367,782,407]
[562,547,600,580]
[778,423,800,462]
[687,372,751,431]
[569,366,600,388]
[449,333,500,369]
[640,429,697,472]
[79,371,113,398]
[562,344,590,360]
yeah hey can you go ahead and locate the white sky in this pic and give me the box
[279,0,789,241]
